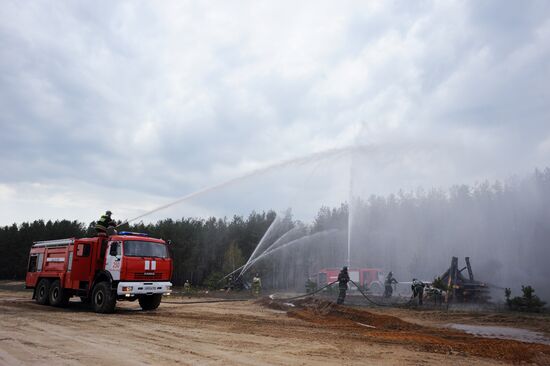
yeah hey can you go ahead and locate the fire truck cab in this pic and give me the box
[25,232,173,313]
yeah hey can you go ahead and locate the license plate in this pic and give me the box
[144,286,155,291]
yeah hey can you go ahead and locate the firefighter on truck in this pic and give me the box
[95,210,117,236]
[25,230,173,313]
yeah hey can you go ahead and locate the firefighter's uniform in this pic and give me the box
[95,211,116,236]
[384,272,398,298]
[337,267,350,304]
[183,280,191,298]
[411,279,425,305]
[252,275,262,296]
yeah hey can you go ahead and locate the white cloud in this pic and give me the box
[0,184,16,200]
[0,1,549,225]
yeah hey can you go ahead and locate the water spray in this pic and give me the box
[239,215,282,276]
[347,150,354,268]
[239,222,306,277]
[235,229,340,279]
[219,228,340,283]
[116,146,364,228]
[116,142,445,231]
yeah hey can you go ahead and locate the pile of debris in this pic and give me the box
[439,257,491,303]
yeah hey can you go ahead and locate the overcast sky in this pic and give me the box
[1,1,549,226]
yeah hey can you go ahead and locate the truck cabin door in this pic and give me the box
[71,242,93,290]
[105,241,122,281]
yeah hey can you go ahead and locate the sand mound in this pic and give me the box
[290,297,419,330]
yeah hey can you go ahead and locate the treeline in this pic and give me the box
[0,220,87,280]
[1,168,549,299]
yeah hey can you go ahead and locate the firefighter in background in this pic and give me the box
[183,280,191,298]
[95,211,116,236]
[336,266,350,304]
[252,273,262,296]
[226,275,234,291]
[411,278,426,305]
[384,271,398,298]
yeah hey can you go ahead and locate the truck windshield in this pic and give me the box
[123,241,169,258]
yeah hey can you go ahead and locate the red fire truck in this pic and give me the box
[317,267,385,294]
[25,231,173,313]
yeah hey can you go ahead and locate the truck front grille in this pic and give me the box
[133,272,163,280]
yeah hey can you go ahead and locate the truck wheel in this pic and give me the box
[138,294,162,311]
[36,279,51,305]
[92,282,116,314]
[49,280,70,307]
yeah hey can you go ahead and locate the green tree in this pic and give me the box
[222,241,245,275]
[506,285,546,312]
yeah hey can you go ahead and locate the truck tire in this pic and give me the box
[49,280,70,307]
[92,281,116,314]
[138,294,162,311]
[36,279,51,305]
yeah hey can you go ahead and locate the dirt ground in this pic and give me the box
[0,282,549,365]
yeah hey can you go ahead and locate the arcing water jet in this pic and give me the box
[235,229,340,279]
[117,145,362,227]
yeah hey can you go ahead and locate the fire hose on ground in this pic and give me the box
[270,279,414,308]
[164,280,417,307]
[349,279,413,308]
[268,280,339,301]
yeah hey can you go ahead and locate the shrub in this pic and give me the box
[505,285,546,312]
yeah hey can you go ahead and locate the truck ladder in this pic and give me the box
[32,238,74,248]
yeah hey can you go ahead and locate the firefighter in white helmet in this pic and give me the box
[183,280,191,298]
[252,273,262,296]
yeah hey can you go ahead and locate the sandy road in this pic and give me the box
[0,284,547,365]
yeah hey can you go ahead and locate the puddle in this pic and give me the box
[448,323,550,345]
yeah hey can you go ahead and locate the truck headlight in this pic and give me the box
[166,285,172,291]
[122,286,133,292]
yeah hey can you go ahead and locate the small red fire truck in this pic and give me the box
[317,267,385,294]
[25,231,173,313]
